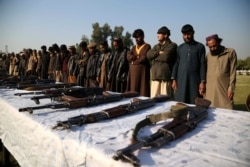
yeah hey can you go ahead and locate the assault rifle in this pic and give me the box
[17,82,77,90]
[18,91,139,114]
[0,76,55,89]
[52,95,171,130]
[0,75,37,83]
[112,98,211,166]
[15,87,105,104]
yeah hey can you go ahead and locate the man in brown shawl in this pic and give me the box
[127,29,151,97]
[205,34,237,109]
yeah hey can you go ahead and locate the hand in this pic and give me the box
[227,91,234,100]
[172,80,177,90]
[159,51,164,55]
[96,77,100,83]
[199,82,206,96]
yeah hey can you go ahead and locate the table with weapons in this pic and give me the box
[0,80,249,167]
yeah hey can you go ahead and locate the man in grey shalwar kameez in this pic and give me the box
[171,24,206,104]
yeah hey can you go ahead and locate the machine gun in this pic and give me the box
[112,98,211,166]
[15,87,105,104]
[18,91,139,114]
[52,95,171,130]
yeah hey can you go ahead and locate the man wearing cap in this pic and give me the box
[147,26,177,98]
[127,29,151,97]
[171,24,206,104]
[205,34,237,109]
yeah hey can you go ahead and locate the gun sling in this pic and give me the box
[132,105,188,141]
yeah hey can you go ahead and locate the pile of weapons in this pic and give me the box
[9,76,211,166]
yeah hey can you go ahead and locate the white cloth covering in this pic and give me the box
[0,88,250,167]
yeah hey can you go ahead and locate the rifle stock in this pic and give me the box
[151,108,208,147]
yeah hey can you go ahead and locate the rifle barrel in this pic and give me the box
[14,91,44,96]
[18,103,68,113]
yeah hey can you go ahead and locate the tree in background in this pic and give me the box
[81,35,90,44]
[89,22,133,49]
[237,57,250,70]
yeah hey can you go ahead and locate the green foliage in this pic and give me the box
[91,23,103,46]
[82,22,133,49]
[123,32,133,49]
[111,26,124,39]
[234,75,250,111]
[81,35,90,44]
[237,56,250,70]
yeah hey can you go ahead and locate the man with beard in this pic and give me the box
[147,26,177,98]
[171,24,206,104]
[205,34,237,109]
[86,42,100,87]
[127,29,151,97]
[97,40,113,90]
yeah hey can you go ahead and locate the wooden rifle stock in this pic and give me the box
[151,108,208,147]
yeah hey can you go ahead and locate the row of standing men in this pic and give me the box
[0,24,237,110]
